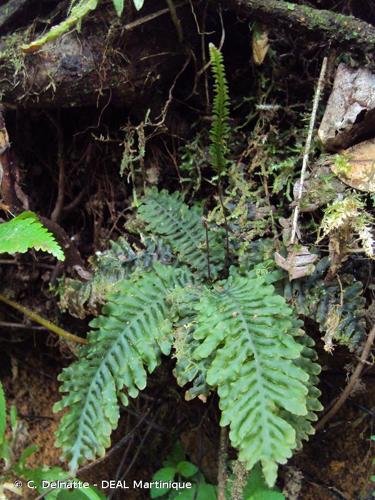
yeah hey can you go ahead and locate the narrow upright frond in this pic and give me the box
[209,44,230,175]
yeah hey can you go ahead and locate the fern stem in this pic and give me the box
[0,294,87,345]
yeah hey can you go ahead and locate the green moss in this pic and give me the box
[334,154,352,175]
[0,33,26,76]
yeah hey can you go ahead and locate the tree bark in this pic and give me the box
[228,0,375,50]
[0,4,188,109]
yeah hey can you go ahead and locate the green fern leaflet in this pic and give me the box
[0,212,64,260]
[209,44,230,175]
[137,189,225,278]
[54,263,193,472]
[192,271,320,486]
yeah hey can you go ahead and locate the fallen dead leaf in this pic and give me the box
[331,138,375,192]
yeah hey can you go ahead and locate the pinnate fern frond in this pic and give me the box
[209,44,230,175]
[137,189,225,278]
[54,263,193,472]
[58,237,172,318]
[0,211,64,260]
[192,271,317,486]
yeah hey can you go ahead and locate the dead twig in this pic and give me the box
[0,294,87,345]
[217,426,228,500]
[290,56,327,245]
[47,112,65,223]
[316,323,375,430]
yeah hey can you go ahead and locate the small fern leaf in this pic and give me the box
[112,0,124,16]
[137,189,225,278]
[21,0,99,53]
[54,263,193,472]
[133,0,145,10]
[209,44,230,175]
[192,271,314,486]
[0,212,64,260]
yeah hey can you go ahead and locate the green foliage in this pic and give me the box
[192,270,321,486]
[0,212,64,260]
[21,0,146,53]
[242,464,285,500]
[243,240,366,352]
[58,237,172,318]
[209,44,230,175]
[150,442,216,499]
[136,189,226,278]
[283,257,366,351]
[54,191,321,486]
[0,381,104,499]
[317,194,375,259]
[54,263,193,472]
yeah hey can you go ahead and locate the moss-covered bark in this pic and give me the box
[230,0,375,50]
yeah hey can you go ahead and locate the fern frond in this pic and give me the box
[54,263,193,472]
[58,237,172,318]
[170,286,211,401]
[192,271,318,486]
[280,322,322,448]
[284,257,366,351]
[209,44,230,175]
[0,212,64,260]
[137,189,225,278]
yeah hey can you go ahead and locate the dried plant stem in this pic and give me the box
[316,323,375,430]
[217,426,228,500]
[290,56,327,245]
[0,294,87,345]
[231,460,249,500]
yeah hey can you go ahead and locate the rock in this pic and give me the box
[318,64,375,152]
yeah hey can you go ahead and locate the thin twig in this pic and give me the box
[0,321,46,331]
[165,0,184,42]
[47,112,65,223]
[217,426,228,500]
[316,323,375,430]
[0,294,87,345]
[122,1,187,32]
[290,57,327,245]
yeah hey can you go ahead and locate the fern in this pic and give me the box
[21,0,146,53]
[170,286,212,401]
[284,257,366,351]
[191,270,320,486]
[58,237,172,318]
[0,212,64,260]
[137,189,226,278]
[54,263,193,472]
[209,44,230,175]
[243,240,366,351]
